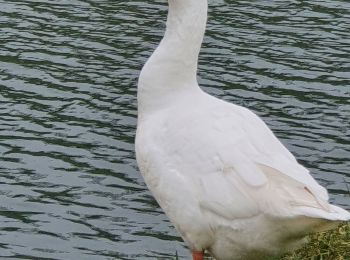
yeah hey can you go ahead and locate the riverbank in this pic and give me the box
[280,222,349,260]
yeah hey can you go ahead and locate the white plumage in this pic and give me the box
[135,1,350,259]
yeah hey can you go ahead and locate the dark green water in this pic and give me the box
[0,0,349,259]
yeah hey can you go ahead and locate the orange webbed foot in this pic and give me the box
[192,250,204,260]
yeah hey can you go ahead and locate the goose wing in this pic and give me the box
[193,98,347,220]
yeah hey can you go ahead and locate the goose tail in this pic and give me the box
[295,204,350,222]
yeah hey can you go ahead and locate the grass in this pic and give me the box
[279,222,350,260]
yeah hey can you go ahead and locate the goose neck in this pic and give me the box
[138,0,208,115]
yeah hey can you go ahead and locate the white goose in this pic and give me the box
[135,0,350,259]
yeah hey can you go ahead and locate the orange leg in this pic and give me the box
[192,250,204,260]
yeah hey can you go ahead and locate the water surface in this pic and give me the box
[0,0,349,259]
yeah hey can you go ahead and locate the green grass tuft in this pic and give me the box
[279,222,350,260]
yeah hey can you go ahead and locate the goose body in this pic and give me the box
[135,1,350,259]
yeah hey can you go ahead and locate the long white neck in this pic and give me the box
[138,0,208,115]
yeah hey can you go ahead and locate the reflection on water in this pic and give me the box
[0,0,349,258]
